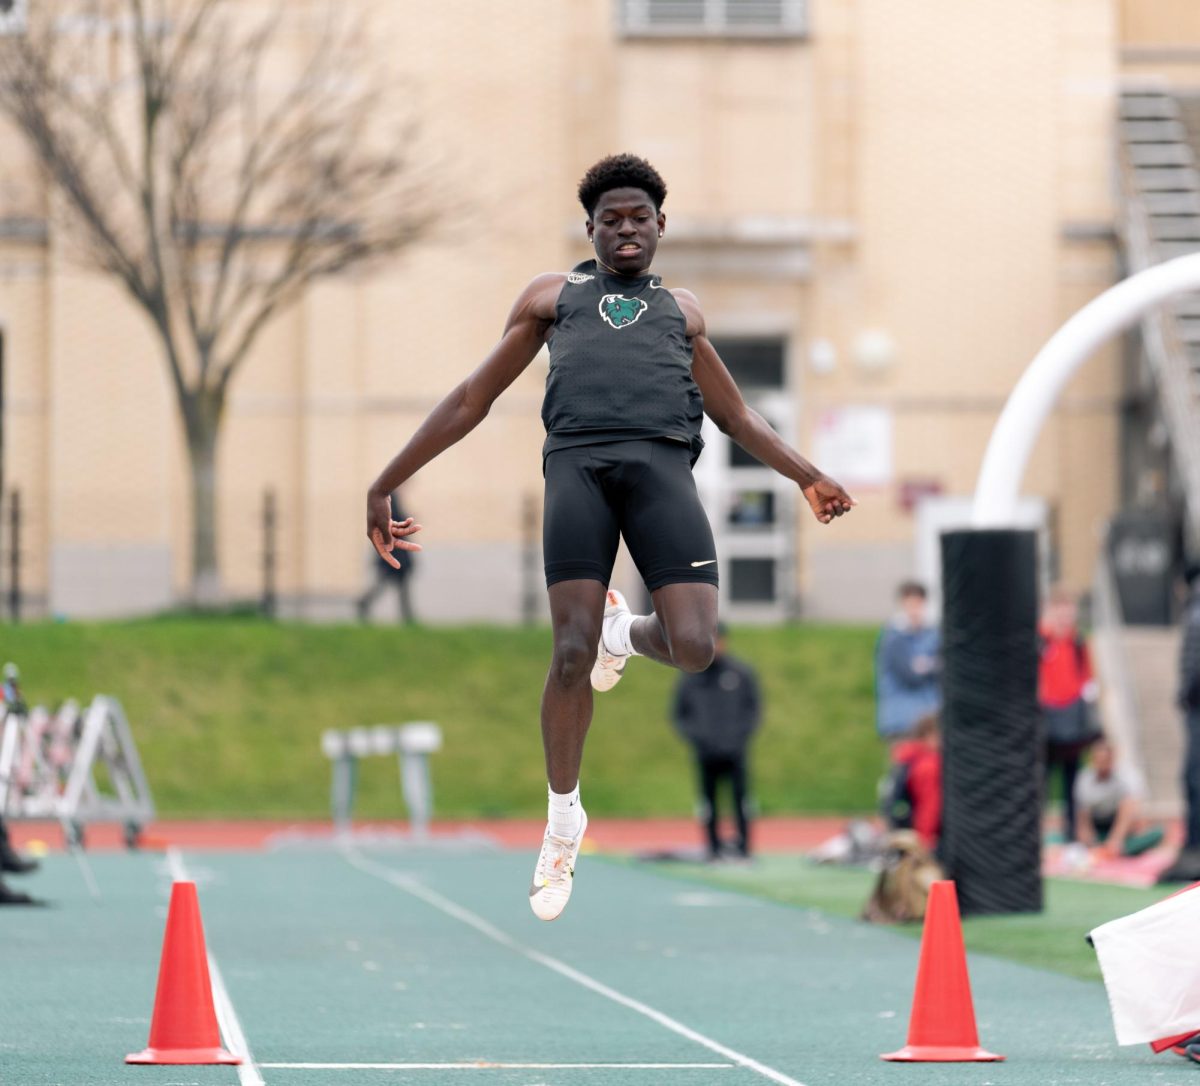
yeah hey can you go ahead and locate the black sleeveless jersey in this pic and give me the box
[542,259,704,461]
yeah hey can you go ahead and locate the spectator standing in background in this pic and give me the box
[875,582,940,740]
[2,662,26,714]
[0,664,42,904]
[1039,585,1101,843]
[1159,563,1200,882]
[0,819,39,905]
[0,875,40,906]
[356,493,417,625]
[672,625,761,860]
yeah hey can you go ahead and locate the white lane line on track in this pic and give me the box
[341,848,809,1086]
[165,845,189,882]
[210,953,266,1086]
[260,1063,735,1071]
[167,848,266,1086]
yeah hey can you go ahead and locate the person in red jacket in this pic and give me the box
[884,713,942,850]
[1039,586,1100,843]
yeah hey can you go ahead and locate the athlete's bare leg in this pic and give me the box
[542,579,716,791]
[542,579,607,793]
[630,582,719,673]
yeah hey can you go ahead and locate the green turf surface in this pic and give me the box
[638,855,1170,982]
[1,845,1189,1086]
[5,619,880,819]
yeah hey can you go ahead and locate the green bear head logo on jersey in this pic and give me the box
[599,294,648,330]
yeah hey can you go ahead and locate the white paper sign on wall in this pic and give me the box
[813,405,893,489]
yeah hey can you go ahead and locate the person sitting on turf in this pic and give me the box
[881,712,942,852]
[1074,737,1164,859]
[366,153,855,921]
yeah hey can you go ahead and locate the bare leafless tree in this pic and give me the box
[0,0,438,602]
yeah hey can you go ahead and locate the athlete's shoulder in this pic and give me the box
[666,285,705,337]
[516,262,606,316]
[523,271,570,294]
[509,272,569,323]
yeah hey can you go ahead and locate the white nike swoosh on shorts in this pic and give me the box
[690,560,717,567]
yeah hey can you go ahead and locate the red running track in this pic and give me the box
[6,815,850,853]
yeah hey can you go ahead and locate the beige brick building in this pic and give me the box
[0,0,1191,622]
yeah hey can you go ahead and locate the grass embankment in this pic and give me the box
[3,619,879,819]
[642,856,1167,983]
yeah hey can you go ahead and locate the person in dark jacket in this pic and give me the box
[1159,563,1200,883]
[356,493,417,624]
[0,664,43,904]
[672,625,761,860]
[0,820,39,905]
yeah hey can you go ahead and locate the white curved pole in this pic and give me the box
[973,252,1200,528]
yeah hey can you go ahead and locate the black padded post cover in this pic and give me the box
[940,529,1042,915]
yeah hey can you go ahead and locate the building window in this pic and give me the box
[728,418,777,468]
[0,0,27,35]
[617,0,808,39]
[729,490,775,529]
[729,558,776,602]
[693,333,792,614]
[712,336,786,468]
[709,336,786,389]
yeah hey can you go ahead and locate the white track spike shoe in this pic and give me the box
[529,807,588,921]
[591,588,631,692]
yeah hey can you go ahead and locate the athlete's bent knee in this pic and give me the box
[672,634,715,674]
[548,636,595,688]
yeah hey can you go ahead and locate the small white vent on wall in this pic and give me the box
[618,0,808,39]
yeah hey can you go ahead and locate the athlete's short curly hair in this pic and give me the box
[577,153,667,217]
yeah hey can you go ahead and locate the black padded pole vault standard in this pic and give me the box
[940,529,1042,915]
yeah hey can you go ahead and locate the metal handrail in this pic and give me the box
[1091,552,1148,786]
[1116,138,1200,545]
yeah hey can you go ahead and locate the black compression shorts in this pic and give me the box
[543,438,719,592]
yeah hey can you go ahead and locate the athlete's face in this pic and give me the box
[587,187,665,275]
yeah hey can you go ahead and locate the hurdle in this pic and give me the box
[320,722,443,838]
[1,695,155,846]
[1,695,155,897]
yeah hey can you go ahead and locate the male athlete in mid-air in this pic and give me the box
[368,154,854,921]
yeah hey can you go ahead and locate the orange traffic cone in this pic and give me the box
[881,879,1004,1062]
[126,881,241,1065]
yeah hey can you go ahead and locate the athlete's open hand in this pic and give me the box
[803,475,856,524]
[367,491,423,569]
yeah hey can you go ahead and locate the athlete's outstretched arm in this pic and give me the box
[367,273,563,565]
[690,328,855,524]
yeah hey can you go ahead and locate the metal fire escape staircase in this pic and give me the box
[1096,89,1200,817]
[1117,88,1200,545]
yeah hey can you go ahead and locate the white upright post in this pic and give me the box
[973,253,1200,528]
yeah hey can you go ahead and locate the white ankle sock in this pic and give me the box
[548,783,582,839]
[602,611,640,657]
